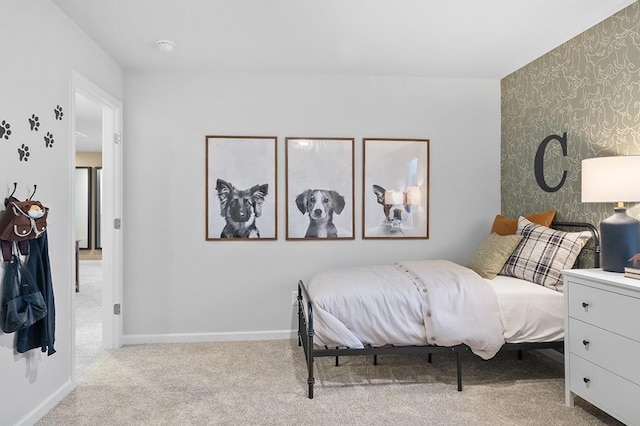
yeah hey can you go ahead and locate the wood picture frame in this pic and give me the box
[94,167,102,250]
[205,135,277,240]
[285,137,355,240]
[362,138,430,239]
[74,166,92,249]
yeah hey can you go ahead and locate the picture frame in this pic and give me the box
[285,137,355,240]
[94,167,102,250]
[205,135,277,240]
[74,166,92,249]
[362,138,430,239]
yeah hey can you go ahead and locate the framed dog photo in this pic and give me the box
[205,135,277,240]
[363,138,430,239]
[286,137,355,240]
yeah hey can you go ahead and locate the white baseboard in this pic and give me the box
[122,329,297,345]
[18,379,74,426]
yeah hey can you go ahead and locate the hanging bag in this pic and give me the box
[0,199,48,242]
[1,252,47,333]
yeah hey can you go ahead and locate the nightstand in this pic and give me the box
[563,269,640,425]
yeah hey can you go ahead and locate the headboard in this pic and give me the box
[552,221,601,269]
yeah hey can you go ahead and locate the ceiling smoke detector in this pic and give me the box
[155,40,176,53]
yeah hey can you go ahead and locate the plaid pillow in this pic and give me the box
[500,217,592,291]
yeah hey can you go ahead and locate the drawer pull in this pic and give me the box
[582,340,589,347]
[583,377,590,384]
[581,302,589,308]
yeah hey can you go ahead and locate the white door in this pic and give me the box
[71,71,123,364]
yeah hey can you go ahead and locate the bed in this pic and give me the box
[297,220,600,398]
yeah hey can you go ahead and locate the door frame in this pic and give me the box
[71,71,123,361]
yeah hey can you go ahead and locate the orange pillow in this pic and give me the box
[490,210,556,235]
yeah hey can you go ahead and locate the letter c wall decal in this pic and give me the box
[534,132,568,193]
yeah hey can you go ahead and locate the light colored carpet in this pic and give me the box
[76,260,109,379]
[37,339,622,425]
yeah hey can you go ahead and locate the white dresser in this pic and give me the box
[563,269,640,425]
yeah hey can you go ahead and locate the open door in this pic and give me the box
[71,71,123,364]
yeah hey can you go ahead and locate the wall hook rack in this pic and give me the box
[28,184,38,200]
[9,182,17,198]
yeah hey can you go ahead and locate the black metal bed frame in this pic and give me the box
[297,221,600,399]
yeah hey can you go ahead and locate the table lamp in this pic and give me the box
[406,185,422,207]
[581,156,640,272]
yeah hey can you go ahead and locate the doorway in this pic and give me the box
[71,71,123,381]
[74,91,104,377]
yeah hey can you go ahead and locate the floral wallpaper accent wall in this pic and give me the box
[501,2,640,227]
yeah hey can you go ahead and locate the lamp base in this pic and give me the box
[600,207,640,273]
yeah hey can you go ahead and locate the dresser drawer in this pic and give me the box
[569,354,640,425]
[568,281,640,341]
[569,318,640,386]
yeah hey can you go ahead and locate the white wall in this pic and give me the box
[122,71,501,341]
[0,3,500,422]
[0,1,122,424]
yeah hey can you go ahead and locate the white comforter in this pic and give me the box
[307,259,505,359]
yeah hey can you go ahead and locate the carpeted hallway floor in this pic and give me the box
[75,260,109,379]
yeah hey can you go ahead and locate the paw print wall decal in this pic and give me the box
[0,120,11,140]
[28,114,40,131]
[18,144,30,162]
[44,132,54,148]
[54,105,64,121]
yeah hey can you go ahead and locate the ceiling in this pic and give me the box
[58,0,635,153]
[53,0,635,79]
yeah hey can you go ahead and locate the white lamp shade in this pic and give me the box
[581,156,640,203]
[384,190,405,205]
[406,186,422,206]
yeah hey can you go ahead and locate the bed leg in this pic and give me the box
[427,353,432,363]
[335,356,339,366]
[517,349,523,360]
[306,329,315,398]
[308,378,314,399]
[307,346,315,399]
[373,355,378,365]
[456,351,462,391]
